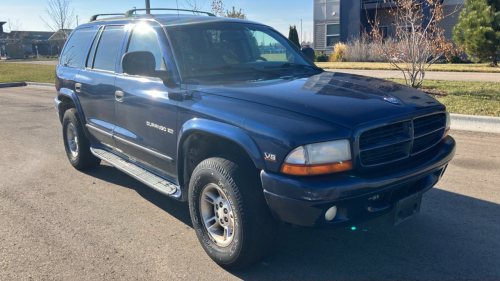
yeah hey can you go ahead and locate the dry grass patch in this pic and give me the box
[390,79,500,117]
[316,62,500,73]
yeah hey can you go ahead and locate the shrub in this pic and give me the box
[446,54,461,64]
[343,35,388,62]
[329,42,346,62]
[315,52,329,62]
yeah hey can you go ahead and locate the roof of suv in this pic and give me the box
[87,13,263,27]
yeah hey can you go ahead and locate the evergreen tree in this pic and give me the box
[226,6,246,19]
[288,25,300,48]
[453,0,500,66]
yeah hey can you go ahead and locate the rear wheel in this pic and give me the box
[188,157,276,269]
[62,108,101,170]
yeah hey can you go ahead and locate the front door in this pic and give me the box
[113,23,181,181]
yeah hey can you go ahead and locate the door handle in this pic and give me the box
[115,90,124,102]
[75,83,82,92]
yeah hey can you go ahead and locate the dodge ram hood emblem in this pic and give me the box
[384,97,399,105]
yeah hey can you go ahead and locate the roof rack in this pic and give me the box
[90,14,126,22]
[124,8,216,18]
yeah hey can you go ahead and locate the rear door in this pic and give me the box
[56,27,95,109]
[75,25,126,148]
[114,23,181,181]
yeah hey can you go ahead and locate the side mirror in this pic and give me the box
[301,47,315,62]
[122,51,177,87]
[122,51,156,77]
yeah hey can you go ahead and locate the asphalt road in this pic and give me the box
[1,86,499,280]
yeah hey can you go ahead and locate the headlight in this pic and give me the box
[281,139,352,176]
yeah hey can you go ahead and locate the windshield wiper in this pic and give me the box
[264,63,323,71]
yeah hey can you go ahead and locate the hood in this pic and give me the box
[195,71,444,129]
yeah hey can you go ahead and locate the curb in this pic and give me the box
[450,114,500,134]
[0,82,26,88]
[0,82,53,88]
[25,82,54,88]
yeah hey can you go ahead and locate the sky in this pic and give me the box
[0,0,314,43]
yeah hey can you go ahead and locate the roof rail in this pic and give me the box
[90,14,125,22]
[124,8,216,18]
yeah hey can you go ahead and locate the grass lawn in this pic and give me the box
[390,79,500,117]
[0,63,56,83]
[316,62,500,73]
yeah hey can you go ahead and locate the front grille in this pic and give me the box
[414,113,446,137]
[359,121,410,150]
[360,142,409,166]
[359,113,446,166]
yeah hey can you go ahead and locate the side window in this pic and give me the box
[127,25,164,70]
[92,25,125,72]
[86,27,103,68]
[59,27,94,68]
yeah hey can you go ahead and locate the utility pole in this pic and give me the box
[300,19,303,45]
[145,0,151,14]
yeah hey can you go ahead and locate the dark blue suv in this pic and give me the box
[54,9,456,269]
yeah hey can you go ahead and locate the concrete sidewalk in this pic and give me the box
[326,69,500,83]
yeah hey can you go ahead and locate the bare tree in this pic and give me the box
[182,0,206,11]
[211,0,225,17]
[370,0,459,88]
[5,19,27,43]
[40,0,76,41]
[226,6,246,19]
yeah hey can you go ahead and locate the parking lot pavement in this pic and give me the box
[0,86,499,280]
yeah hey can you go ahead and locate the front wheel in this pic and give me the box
[188,157,276,269]
[62,108,101,170]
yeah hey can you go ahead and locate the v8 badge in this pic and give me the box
[264,152,276,162]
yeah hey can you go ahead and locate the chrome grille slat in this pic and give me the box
[359,113,445,166]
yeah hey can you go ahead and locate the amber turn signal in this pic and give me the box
[281,161,353,176]
[442,129,450,140]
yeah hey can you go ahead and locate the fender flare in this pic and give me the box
[177,118,266,182]
[57,88,92,139]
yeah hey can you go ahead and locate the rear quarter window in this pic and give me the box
[59,27,94,68]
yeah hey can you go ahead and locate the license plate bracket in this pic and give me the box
[394,192,423,226]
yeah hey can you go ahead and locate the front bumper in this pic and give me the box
[261,136,456,228]
[53,97,62,123]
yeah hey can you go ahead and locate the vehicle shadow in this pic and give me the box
[82,164,193,228]
[230,187,500,280]
[82,166,500,280]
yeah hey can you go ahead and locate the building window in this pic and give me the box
[379,26,388,39]
[326,24,340,47]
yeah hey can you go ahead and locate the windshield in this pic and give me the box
[165,22,321,81]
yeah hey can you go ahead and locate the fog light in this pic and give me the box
[325,206,337,221]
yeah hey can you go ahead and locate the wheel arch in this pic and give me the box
[57,88,91,139]
[177,119,265,195]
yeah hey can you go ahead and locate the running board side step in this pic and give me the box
[91,148,181,198]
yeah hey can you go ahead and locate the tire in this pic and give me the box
[62,108,101,170]
[188,157,277,269]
